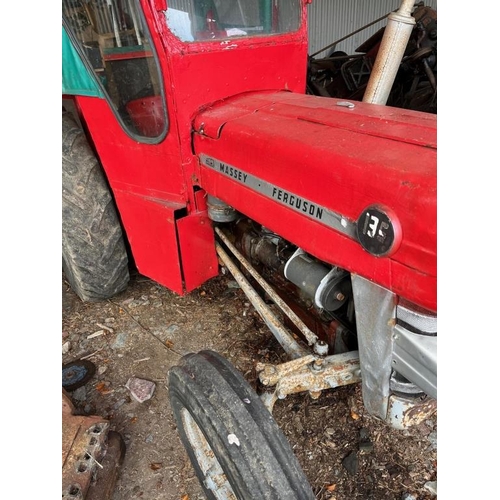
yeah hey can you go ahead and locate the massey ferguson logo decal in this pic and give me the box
[271,187,324,220]
[356,206,401,256]
[199,154,359,241]
[218,161,248,183]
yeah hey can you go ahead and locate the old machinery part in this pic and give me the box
[85,430,126,500]
[62,390,126,500]
[307,3,437,114]
[215,226,319,348]
[284,248,351,312]
[386,392,437,430]
[206,195,238,222]
[256,351,361,413]
[168,350,316,500]
[232,218,291,271]
[313,340,329,356]
[62,360,97,392]
[227,219,357,354]
[215,241,309,359]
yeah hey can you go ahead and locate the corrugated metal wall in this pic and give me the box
[307,0,438,57]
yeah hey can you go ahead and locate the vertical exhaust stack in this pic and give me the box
[363,0,416,105]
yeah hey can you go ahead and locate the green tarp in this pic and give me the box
[62,26,103,98]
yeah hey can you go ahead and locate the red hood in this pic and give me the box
[193,91,437,311]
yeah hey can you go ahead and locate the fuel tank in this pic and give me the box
[193,91,436,312]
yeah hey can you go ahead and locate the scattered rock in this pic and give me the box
[154,325,179,342]
[111,333,128,349]
[227,280,240,289]
[427,430,437,450]
[401,493,417,500]
[342,451,358,476]
[72,386,87,402]
[424,480,437,496]
[126,377,156,403]
[359,427,374,453]
[62,341,71,354]
[333,468,342,478]
[114,398,127,410]
[293,415,304,434]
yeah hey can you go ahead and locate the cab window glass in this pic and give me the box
[62,0,167,139]
[166,0,301,42]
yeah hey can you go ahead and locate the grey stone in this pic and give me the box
[155,324,179,341]
[427,431,437,449]
[342,451,358,476]
[62,341,71,354]
[359,427,373,453]
[166,324,180,334]
[72,386,87,402]
[424,480,437,496]
[114,398,127,410]
[401,494,417,500]
[111,332,128,349]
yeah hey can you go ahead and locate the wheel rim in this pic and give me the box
[180,408,237,499]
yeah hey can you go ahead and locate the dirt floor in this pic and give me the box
[62,269,437,500]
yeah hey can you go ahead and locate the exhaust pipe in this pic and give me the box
[363,0,416,105]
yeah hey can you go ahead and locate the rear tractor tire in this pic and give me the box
[62,110,129,302]
[168,350,315,500]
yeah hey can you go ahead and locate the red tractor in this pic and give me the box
[62,1,436,498]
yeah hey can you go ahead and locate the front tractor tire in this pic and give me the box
[62,110,129,302]
[168,350,315,500]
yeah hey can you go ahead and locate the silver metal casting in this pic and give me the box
[392,324,437,399]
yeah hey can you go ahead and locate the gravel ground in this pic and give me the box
[62,269,437,500]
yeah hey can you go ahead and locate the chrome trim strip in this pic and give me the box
[200,154,357,239]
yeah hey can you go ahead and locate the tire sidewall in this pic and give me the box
[169,371,255,500]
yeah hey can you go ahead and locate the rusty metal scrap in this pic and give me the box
[257,351,361,402]
[387,393,437,430]
[62,391,110,499]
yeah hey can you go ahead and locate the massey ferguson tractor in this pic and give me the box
[62,0,436,498]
